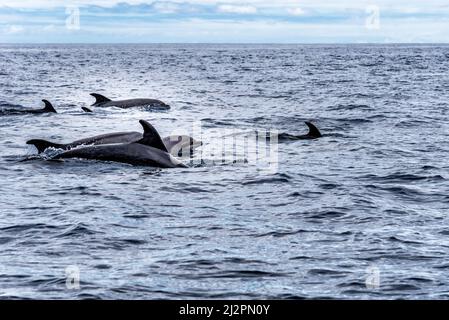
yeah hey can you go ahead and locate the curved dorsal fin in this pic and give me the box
[305,121,322,138]
[136,120,168,152]
[42,99,57,113]
[90,93,111,106]
[27,139,63,153]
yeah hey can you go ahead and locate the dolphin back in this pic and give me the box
[53,143,187,168]
[278,121,322,140]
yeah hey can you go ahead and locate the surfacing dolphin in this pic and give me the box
[0,100,57,115]
[163,135,202,157]
[90,93,170,110]
[50,120,187,168]
[27,132,143,153]
[27,132,202,156]
[278,121,322,140]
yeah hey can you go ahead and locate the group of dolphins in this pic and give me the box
[3,93,323,168]
[1,93,170,114]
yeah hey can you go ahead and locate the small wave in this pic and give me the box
[250,229,308,238]
[182,270,288,279]
[360,173,445,183]
[289,255,314,260]
[336,93,373,99]
[0,223,57,233]
[55,223,98,238]
[327,104,372,111]
[319,183,340,189]
[274,294,307,299]
[242,173,291,185]
[93,264,112,270]
[160,186,212,193]
[394,119,433,127]
[0,236,14,244]
[223,257,271,265]
[200,118,235,127]
[77,293,104,300]
[388,236,423,245]
[117,238,147,245]
[306,211,347,219]
[242,177,290,185]
[336,281,365,289]
[223,80,238,84]
[122,214,152,219]
[307,268,347,276]
[29,277,66,287]
[0,101,23,108]
[383,284,421,292]
[288,191,324,198]
[435,263,449,269]
[334,118,373,124]
[404,277,434,283]
[421,165,438,170]
[365,184,436,198]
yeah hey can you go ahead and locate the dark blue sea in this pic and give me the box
[1,44,449,299]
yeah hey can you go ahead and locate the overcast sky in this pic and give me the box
[1,0,448,43]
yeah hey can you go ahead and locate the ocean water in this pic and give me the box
[0,44,449,299]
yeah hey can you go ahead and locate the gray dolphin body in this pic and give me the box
[27,132,143,153]
[90,93,170,110]
[27,132,201,156]
[51,120,187,168]
[278,121,322,140]
[0,100,57,115]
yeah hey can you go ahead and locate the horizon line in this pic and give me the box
[1,42,449,45]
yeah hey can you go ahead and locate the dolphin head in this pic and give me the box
[152,100,170,110]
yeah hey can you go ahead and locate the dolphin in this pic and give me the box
[163,135,202,156]
[27,132,202,156]
[0,100,57,115]
[278,121,322,140]
[27,132,143,153]
[90,93,170,110]
[50,120,187,168]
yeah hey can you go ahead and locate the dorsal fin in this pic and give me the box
[305,121,322,138]
[136,120,168,152]
[42,100,57,113]
[27,139,64,153]
[90,93,111,106]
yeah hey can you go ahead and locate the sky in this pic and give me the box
[0,0,448,43]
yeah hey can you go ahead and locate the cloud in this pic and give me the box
[287,8,305,16]
[4,25,24,33]
[42,24,56,31]
[1,1,449,43]
[217,5,258,14]
[153,1,181,14]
